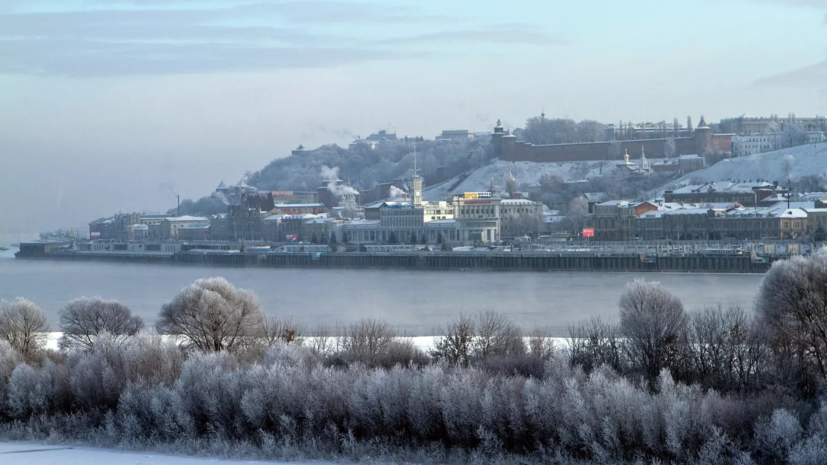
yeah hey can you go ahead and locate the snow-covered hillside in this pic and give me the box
[675,143,827,185]
[423,159,610,200]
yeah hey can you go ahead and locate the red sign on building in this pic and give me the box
[582,228,594,238]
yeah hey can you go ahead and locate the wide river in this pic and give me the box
[0,243,764,335]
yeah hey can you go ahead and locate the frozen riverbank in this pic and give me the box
[0,442,338,465]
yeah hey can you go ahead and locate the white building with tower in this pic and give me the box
[341,145,502,244]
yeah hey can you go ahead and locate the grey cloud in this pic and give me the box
[263,1,452,23]
[752,60,827,88]
[18,1,449,25]
[377,29,563,46]
[0,38,403,76]
[0,16,351,46]
[0,1,453,76]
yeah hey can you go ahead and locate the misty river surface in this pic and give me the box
[0,247,764,335]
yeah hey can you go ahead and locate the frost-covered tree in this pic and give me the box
[59,297,143,351]
[501,212,543,238]
[778,124,809,149]
[156,277,264,353]
[260,316,302,346]
[565,196,589,235]
[472,310,524,359]
[172,195,227,217]
[0,298,48,359]
[619,279,687,386]
[576,120,607,142]
[567,316,622,373]
[757,251,827,380]
[340,318,395,362]
[432,314,476,366]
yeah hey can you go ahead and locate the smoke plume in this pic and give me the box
[389,186,407,199]
[320,166,359,197]
[320,166,340,182]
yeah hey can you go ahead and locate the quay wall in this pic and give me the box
[19,251,772,273]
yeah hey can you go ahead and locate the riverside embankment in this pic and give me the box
[19,249,772,273]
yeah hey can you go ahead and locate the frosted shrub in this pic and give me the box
[754,408,803,460]
[4,275,827,463]
[6,364,38,419]
[439,369,485,445]
[806,402,827,439]
[0,339,23,414]
[788,436,827,465]
[173,352,250,437]
[120,331,186,386]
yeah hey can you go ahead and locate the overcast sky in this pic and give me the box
[1,0,826,235]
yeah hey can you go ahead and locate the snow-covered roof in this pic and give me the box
[364,201,388,209]
[165,216,209,222]
[719,203,807,219]
[637,210,669,219]
[281,213,327,220]
[216,180,227,190]
[500,199,539,206]
[779,208,808,219]
[275,203,324,209]
[596,200,632,207]
[670,181,773,195]
[305,217,336,224]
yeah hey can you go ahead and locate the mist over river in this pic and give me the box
[0,242,764,335]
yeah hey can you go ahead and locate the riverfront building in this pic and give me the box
[341,178,506,245]
[588,192,823,241]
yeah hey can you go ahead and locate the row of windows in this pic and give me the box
[346,228,460,242]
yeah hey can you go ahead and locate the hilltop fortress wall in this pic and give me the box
[491,120,732,162]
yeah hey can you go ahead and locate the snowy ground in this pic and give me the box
[423,159,610,200]
[672,142,827,186]
[0,442,330,465]
[42,333,569,352]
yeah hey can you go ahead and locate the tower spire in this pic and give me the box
[410,139,422,208]
[640,145,648,170]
